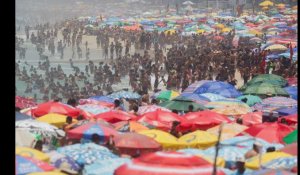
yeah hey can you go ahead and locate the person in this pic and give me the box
[91,133,101,144]
[62,116,73,131]
[172,109,178,114]
[236,118,243,125]
[33,140,43,151]
[188,105,194,113]
[244,142,262,159]
[67,98,77,107]
[113,99,122,110]
[235,157,247,175]
[170,121,182,138]
[280,118,288,125]
[266,146,276,152]
[151,99,159,105]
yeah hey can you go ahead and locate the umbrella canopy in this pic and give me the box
[16,155,55,175]
[137,105,171,115]
[182,1,194,5]
[16,111,32,121]
[265,44,288,51]
[94,110,137,123]
[209,104,252,116]
[248,169,295,175]
[198,93,226,102]
[16,120,65,139]
[241,74,288,88]
[16,147,50,162]
[76,104,111,116]
[16,128,37,147]
[179,110,231,131]
[245,151,292,170]
[280,143,297,156]
[244,122,294,144]
[177,93,210,105]
[83,158,130,175]
[113,121,150,132]
[16,96,37,109]
[114,133,161,156]
[237,112,263,126]
[283,129,297,144]
[46,151,81,174]
[178,130,218,149]
[108,90,141,99]
[207,123,249,141]
[236,95,262,107]
[67,122,118,142]
[183,80,213,94]
[242,82,289,96]
[284,86,297,100]
[32,101,81,118]
[156,90,180,101]
[261,97,297,109]
[115,151,225,175]
[159,96,206,112]
[36,113,74,129]
[259,1,274,7]
[89,95,115,103]
[280,114,297,126]
[275,106,298,116]
[263,157,297,171]
[57,143,118,166]
[138,129,183,150]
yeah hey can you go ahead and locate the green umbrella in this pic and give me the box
[240,74,287,91]
[156,90,180,101]
[283,129,297,144]
[159,96,206,112]
[242,82,289,96]
[236,95,263,106]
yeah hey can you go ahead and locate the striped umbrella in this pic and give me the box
[16,155,55,175]
[261,97,297,109]
[137,105,171,115]
[155,90,180,101]
[207,123,249,141]
[182,80,213,94]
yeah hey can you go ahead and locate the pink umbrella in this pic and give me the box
[15,96,37,109]
[237,112,263,126]
[137,105,171,115]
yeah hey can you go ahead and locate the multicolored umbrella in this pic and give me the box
[236,112,263,126]
[57,143,118,166]
[284,86,297,100]
[198,93,226,102]
[265,44,288,52]
[137,105,171,115]
[159,96,207,112]
[236,95,262,107]
[32,101,81,118]
[16,155,55,175]
[155,90,180,101]
[275,107,298,116]
[207,123,249,141]
[177,93,210,105]
[83,158,130,175]
[78,98,114,107]
[77,104,111,116]
[242,82,289,96]
[94,110,137,123]
[36,113,73,129]
[16,147,50,162]
[260,97,297,109]
[114,133,162,156]
[182,80,213,94]
[108,90,141,99]
[283,129,297,144]
[113,121,150,132]
[89,95,115,103]
[248,169,295,175]
[280,143,297,156]
[178,130,218,149]
[244,122,294,144]
[46,151,81,174]
[115,152,225,175]
[16,111,32,121]
[16,96,37,109]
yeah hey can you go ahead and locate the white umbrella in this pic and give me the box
[16,128,36,147]
[183,1,194,5]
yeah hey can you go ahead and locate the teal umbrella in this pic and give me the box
[242,82,289,96]
[240,74,288,91]
[236,95,263,106]
[159,96,206,112]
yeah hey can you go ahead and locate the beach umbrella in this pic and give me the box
[113,121,151,132]
[260,97,297,109]
[283,129,297,144]
[196,29,205,34]
[245,151,292,170]
[16,128,36,147]
[286,77,297,86]
[137,105,171,115]
[178,130,218,149]
[236,95,262,106]
[36,113,74,129]
[155,90,180,101]
[77,104,111,116]
[207,123,249,141]
[248,169,295,175]
[89,96,115,103]
[16,155,55,175]
[243,74,288,88]
[284,86,297,100]
[16,111,32,121]
[280,143,297,156]
[16,147,50,162]
[200,145,248,162]
[46,151,81,174]
[67,122,118,142]
[179,110,231,131]
[237,112,263,126]
[280,114,297,126]
[20,107,37,117]
[83,158,130,175]
[138,129,183,150]
[263,157,297,171]
[183,80,213,94]
[208,103,252,116]
[221,27,231,33]
[32,101,81,118]
[265,44,288,51]
[57,143,118,166]
[16,96,37,109]
[113,133,162,156]
[244,122,294,144]
[242,82,289,96]
[275,107,298,116]
[16,120,65,140]
[198,93,226,102]
[177,93,210,105]
[137,109,182,131]
[115,151,225,175]
[108,90,141,99]
[94,110,137,123]
[159,96,206,112]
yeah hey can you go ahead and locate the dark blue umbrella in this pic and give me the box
[275,107,298,116]
[16,112,32,121]
[284,86,297,100]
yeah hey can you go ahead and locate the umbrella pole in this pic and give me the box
[212,123,223,175]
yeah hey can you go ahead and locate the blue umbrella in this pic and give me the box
[82,158,130,175]
[262,157,297,170]
[108,90,141,99]
[54,156,81,174]
[198,93,227,101]
[89,96,115,103]
[178,93,210,103]
[284,86,297,100]
[16,112,32,121]
[275,106,298,116]
[57,143,119,166]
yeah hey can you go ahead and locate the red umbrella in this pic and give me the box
[94,110,137,123]
[178,110,231,132]
[280,114,297,126]
[78,99,114,108]
[245,23,258,27]
[279,32,292,36]
[292,166,297,173]
[244,122,294,144]
[237,112,263,126]
[286,77,297,86]
[137,109,183,131]
[280,143,297,156]
[15,96,37,109]
[114,133,161,156]
[32,101,81,118]
[115,151,225,175]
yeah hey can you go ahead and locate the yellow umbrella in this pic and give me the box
[216,24,225,29]
[196,29,205,34]
[249,29,262,36]
[138,129,182,150]
[245,151,292,170]
[259,0,274,6]
[264,44,288,51]
[207,123,248,141]
[16,147,50,162]
[221,28,231,33]
[267,31,277,35]
[28,171,67,175]
[276,3,285,7]
[36,113,77,128]
[212,107,250,116]
[262,6,269,10]
[178,130,218,149]
[164,29,176,35]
